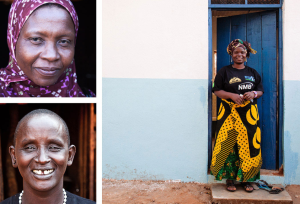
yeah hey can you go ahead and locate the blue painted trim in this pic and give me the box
[209,5,282,9]
[278,8,283,168]
[208,0,283,170]
[209,0,282,8]
[208,8,213,170]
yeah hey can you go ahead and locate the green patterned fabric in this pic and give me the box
[211,144,260,182]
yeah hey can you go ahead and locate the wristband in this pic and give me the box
[252,91,257,98]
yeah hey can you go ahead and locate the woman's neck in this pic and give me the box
[232,63,245,69]
[22,182,64,204]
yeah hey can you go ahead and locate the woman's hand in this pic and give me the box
[243,91,255,101]
[214,90,244,105]
[230,93,244,105]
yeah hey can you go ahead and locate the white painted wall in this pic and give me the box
[282,0,300,81]
[282,0,300,185]
[103,0,208,79]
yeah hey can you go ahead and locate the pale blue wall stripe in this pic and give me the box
[283,80,300,185]
[103,78,208,182]
[103,78,300,184]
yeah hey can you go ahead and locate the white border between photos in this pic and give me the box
[97,0,102,202]
[1,0,102,203]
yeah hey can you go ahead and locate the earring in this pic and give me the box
[245,58,247,62]
[231,57,232,63]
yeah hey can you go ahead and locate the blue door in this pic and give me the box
[217,11,278,170]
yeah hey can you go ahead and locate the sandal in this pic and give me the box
[270,187,284,194]
[255,180,284,194]
[241,182,254,192]
[226,180,236,192]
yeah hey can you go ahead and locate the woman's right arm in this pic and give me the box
[214,90,244,105]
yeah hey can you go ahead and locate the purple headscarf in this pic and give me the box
[0,0,91,97]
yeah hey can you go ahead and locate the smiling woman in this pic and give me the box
[0,109,96,204]
[16,4,76,87]
[0,0,95,97]
[211,39,264,193]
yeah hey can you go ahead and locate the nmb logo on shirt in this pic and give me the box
[238,82,254,90]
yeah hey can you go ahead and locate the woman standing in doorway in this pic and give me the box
[211,39,264,192]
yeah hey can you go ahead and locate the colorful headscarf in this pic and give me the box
[0,0,90,97]
[227,39,257,58]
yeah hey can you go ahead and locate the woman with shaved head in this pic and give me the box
[0,109,95,204]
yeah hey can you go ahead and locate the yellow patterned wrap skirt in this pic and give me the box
[211,99,262,182]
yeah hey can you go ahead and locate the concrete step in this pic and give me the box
[211,184,293,204]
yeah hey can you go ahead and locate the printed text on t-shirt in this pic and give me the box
[238,82,254,90]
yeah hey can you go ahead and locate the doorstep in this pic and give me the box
[211,183,293,204]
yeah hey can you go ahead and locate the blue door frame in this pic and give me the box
[208,0,283,170]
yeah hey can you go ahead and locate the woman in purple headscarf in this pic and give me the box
[0,0,94,97]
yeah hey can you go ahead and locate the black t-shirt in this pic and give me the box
[0,191,96,204]
[212,65,264,96]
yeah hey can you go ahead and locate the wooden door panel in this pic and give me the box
[217,17,231,70]
[261,11,277,169]
[231,14,246,41]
